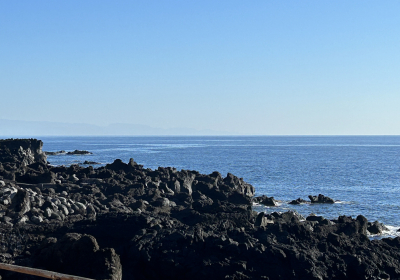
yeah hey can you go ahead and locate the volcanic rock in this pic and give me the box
[308,194,335,203]
[0,138,47,167]
[289,197,308,204]
[82,160,100,165]
[253,195,277,206]
[66,150,92,155]
[368,221,389,234]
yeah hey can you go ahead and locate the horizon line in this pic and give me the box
[1,135,400,138]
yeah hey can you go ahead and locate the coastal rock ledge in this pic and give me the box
[0,139,399,280]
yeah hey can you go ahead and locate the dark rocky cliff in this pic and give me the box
[0,139,47,168]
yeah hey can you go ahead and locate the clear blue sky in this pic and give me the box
[1,1,399,135]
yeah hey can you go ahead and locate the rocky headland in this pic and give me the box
[0,139,399,280]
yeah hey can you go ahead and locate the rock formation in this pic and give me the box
[309,194,335,203]
[0,139,47,168]
[66,150,92,155]
[289,197,308,205]
[253,195,278,206]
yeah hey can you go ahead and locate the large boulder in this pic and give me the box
[9,189,31,216]
[368,221,389,234]
[336,215,369,236]
[308,194,335,203]
[253,195,277,206]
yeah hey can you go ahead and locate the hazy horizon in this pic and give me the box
[1,1,399,136]
[1,118,399,137]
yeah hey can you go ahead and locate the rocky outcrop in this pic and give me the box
[368,221,389,234]
[289,197,308,205]
[0,139,399,280]
[0,139,47,168]
[66,150,92,155]
[253,195,277,206]
[309,194,335,203]
[46,150,92,155]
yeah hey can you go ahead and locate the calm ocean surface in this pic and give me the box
[41,136,400,233]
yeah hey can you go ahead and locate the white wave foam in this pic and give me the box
[334,201,353,204]
[368,225,400,240]
[252,202,282,207]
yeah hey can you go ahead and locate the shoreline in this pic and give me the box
[0,138,400,279]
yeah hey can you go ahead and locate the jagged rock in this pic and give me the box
[306,215,328,223]
[368,221,389,234]
[178,172,195,195]
[308,194,335,203]
[0,138,47,167]
[255,212,274,227]
[10,189,31,215]
[288,198,308,205]
[336,215,369,236]
[253,195,277,206]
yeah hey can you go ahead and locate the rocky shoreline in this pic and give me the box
[0,139,399,279]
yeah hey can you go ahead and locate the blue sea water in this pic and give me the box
[40,136,400,232]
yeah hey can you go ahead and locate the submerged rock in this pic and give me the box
[82,160,100,165]
[44,150,66,155]
[288,197,308,205]
[66,150,92,155]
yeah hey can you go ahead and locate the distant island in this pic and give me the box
[0,119,231,136]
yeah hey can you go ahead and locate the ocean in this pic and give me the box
[41,136,400,236]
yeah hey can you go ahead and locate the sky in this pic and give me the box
[1,1,399,135]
